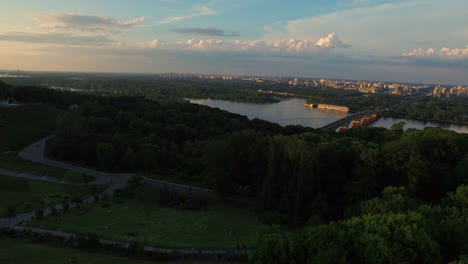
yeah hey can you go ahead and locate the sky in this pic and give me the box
[0,0,467,85]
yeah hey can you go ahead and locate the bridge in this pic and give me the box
[320,110,381,131]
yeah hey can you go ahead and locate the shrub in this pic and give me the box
[50,207,57,215]
[76,233,100,249]
[259,211,288,225]
[24,203,32,211]
[102,194,110,201]
[64,169,85,183]
[7,205,16,216]
[127,241,145,257]
[35,209,44,219]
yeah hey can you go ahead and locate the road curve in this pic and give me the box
[17,136,214,197]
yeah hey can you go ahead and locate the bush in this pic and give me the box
[64,169,85,183]
[71,197,83,204]
[35,209,44,219]
[7,205,16,216]
[127,241,145,257]
[62,203,70,211]
[50,207,57,215]
[76,233,100,249]
[259,211,288,225]
[24,203,32,211]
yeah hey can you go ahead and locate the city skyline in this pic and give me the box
[0,0,467,85]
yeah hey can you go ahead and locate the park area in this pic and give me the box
[0,174,90,217]
[27,185,265,249]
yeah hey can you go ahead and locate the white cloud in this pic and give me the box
[34,12,145,33]
[116,33,350,55]
[315,33,351,48]
[440,46,468,57]
[263,0,468,56]
[156,5,215,25]
[402,46,468,58]
[0,31,111,45]
[402,48,435,57]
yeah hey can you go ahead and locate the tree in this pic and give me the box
[35,209,44,219]
[96,142,114,171]
[122,147,136,170]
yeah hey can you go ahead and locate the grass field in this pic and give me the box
[0,103,68,177]
[0,154,68,179]
[0,236,234,264]
[0,174,88,217]
[28,186,264,249]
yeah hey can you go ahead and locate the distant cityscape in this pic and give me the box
[160,72,468,97]
[1,71,468,98]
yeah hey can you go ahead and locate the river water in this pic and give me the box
[190,98,347,128]
[189,98,468,133]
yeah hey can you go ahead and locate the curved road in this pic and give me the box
[17,136,214,197]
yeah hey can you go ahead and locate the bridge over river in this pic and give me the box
[320,110,381,131]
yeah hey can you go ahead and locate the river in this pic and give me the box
[189,98,468,133]
[190,98,347,128]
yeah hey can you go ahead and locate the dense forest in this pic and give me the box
[389,96,468,123]
[1,81,468,263]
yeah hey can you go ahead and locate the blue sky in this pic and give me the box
[0,0,467,84]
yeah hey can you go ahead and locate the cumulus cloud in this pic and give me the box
[35,12,145,33]
[0,31,111,45]
[315,33,351,48]
[172,27,239,37]
[120,33,350,55]
[402,46,468,58]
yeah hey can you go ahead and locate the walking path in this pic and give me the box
[9,226,249,258]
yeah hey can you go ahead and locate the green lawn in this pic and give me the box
[0,153,68,179]
[0,174,89,217]
[28,187,264,249]
[0,103,68,178]
[0,236,231,264]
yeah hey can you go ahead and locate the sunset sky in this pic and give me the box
[0,0,467,84]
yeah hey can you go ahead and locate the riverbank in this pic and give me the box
[383,114,468,126]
